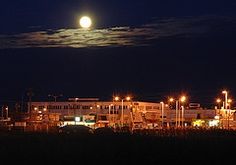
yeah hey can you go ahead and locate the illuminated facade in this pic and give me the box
[29,100,161,127]
[28,99,231,129]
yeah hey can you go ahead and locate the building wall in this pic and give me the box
[29,101,217,122]
[29,101,161,117]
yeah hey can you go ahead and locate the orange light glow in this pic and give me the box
[222,90,227,94]
[126,96,131,101]
[169,98,174,102]
[216,98,221,103]
[114,96,119,101]
[180,96,186,102]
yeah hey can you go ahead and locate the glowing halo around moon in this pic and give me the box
[79,16,92,28]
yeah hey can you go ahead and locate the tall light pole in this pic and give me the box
[216,98,221,109]
[5,106,8,120]
[176,100,179,128]
[180,96,186,128]
[227,99,232,129]
[114,96,131,127]
[169,97,179,128]
[222,90,228,129]
[160,102,164,128]
[114,96,119,127]
[172,96,186,128]
[222,90,228,109]
[122,99,124,127]
[228,99,232,109]
[169,98,175,128]
[216,98,222,128]
[169,98,174,106]
[181,106,184,127]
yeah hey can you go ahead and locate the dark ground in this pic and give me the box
[0,129,236,164]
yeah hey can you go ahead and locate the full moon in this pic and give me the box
[79,16,92,28]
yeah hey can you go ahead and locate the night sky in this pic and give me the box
[1,0,236,107]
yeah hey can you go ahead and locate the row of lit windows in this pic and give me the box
[100,105,129,110]
[36,105,131,110]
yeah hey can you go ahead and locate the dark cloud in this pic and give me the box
[0,16,235,49]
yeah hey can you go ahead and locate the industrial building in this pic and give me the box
[27,97,236,129]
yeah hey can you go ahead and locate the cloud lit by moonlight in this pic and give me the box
[0,16,234,49]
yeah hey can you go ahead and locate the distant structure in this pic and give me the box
[27,98,230,129]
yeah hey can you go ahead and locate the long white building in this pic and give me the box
[29,99,161,127]
[28,98,231,129]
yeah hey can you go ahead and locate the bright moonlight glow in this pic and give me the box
[79,16,92,28]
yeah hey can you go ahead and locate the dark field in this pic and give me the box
[1,129,236,164]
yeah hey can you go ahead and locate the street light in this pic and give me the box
[222,90,228,129]
[216,98,221,109]
[222,90,228,109]
[5,107,8,119]
[114,96,132,127]
[114,96,119,101]
[169,98,174,103]
[227,99,232,129]
[168,97,174,110]
[216,98,222,128]
[180,96,186,102]
[221,90,233,129]
[169,96,186,128]
[180,96,186,128]
[160,102,164,128]
[228,99,232,109]
[169,98,178,128]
